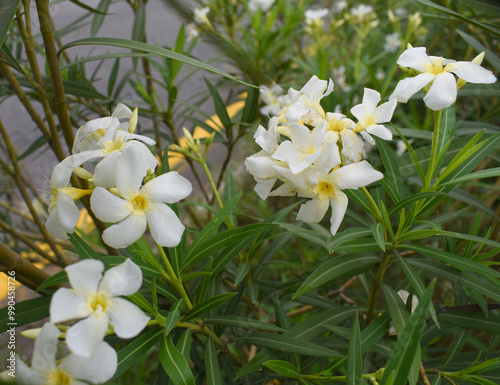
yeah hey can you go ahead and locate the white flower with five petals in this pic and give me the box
[390,47,497,110]
[50,259,149,358]
[351,88,397,145]
[91,145,192,248]
[16,323,117,385]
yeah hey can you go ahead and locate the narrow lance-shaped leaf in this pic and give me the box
[263,360,300,380]
[159,333,195,385]
[347,313,363,385]
[205,338,222,385]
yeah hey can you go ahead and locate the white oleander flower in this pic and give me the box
[52,115,157,190]
[194,6,211,27]
[272,122,327,174]
[305,8,329,30]
[91,145,192,248]
[389,290,419,335]
[390,46,497,110]
[186,22,199,42]
[384,32,400,53]
[351,88,397,145]
[325,112,363,163]
[73,103,135,154]
[260,83,285,117]
[16,323,117,385]
[50,259,149,358]
[332,0,348,14]
[274,161,383,235]
[249,0,275,12]
[350,4,374,18]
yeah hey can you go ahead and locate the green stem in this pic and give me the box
[200,160,225,210]
[423,110,443,191]
[366,251,391,324]
[360,186,383,223]
[156,243,194,310]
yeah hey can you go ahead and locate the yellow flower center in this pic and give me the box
[127,193,150,215]
[87,291,109,314]
[313,181,336,201]
[103,137,125,153]
[425,57,444,75]
[327,117,351,132]
[46,368,72,385]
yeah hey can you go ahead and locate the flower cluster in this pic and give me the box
[46,103,192,249]
[17,258,149,384]
[246,76,396,235]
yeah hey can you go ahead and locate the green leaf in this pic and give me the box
[0,0,20,49]
[204,316,285,332]
[263,360,300,379]
[68,232,108,264]
[159,333,195,385]
[35,270,68,293]
[438,310,500,333]
[183,223,277,269]
[347,313,362,385]
[238,332,342,358]
[164,299,184,336]
[0,296,50,333]
[183,293,237,321]
[60,38,254,87]
[442,327,469,368]
[460,0,500,17]
[401,244,500,284]
[375,137,404,202]
[457,29,500,72]
[108,58,120,97]
[234,262,251,286]
[205,78,232,132]
[90,0,112,37]
[383,285,410,336]
[440,167,500,186]
[170,24,186,81]
[205,338,222,385]
[389,192,445,217]
[132,2,146,42]
[381,280,436,385]
[408,259,500,302]
[235,349,280,379]
[127,292,155,314]
[327,227,373,252]
[394,254,439,326]
[294,255,379,299]
[240,85,260,125]
[436,106,456,168]
[114,328,163,378]
[416,0,500,36]
[372,223,386,251]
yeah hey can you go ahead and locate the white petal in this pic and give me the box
[50,287,90,323]
[316,141,341,172]
[329,191,349,235]
[66,315,109,358]
[31,323,59,372]
[330,161,383,190]
[366,124,393,141]
[373,99,397,123]
[360,130,375,145]
[51,150,104,189]
[289,123,314,147]
[340,130,363,163]
[102,214,147,249]
[361,88,381,111]
[60,341,117,384]
[397,47,430,72]
[142,172,192,204]
[66,259,104,298]
[55,191,81,233]
[116,145,150,197]
[16,356,46,385]
[45,212,69,239]
[91,187,130,223]
[245,155,279,180]
[449,61,497,84]
[107,297,150,338]
[389,73,435,103]
[93,154,119,188]
[254,178,277,199]
[297,196,329,223]
[111,103,133,119]
[99,259,143,297]
[146,202,185,247]
[423,72,457,110]
[85,117,118,133]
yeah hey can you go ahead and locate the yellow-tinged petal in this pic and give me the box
[58,187,92,200]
